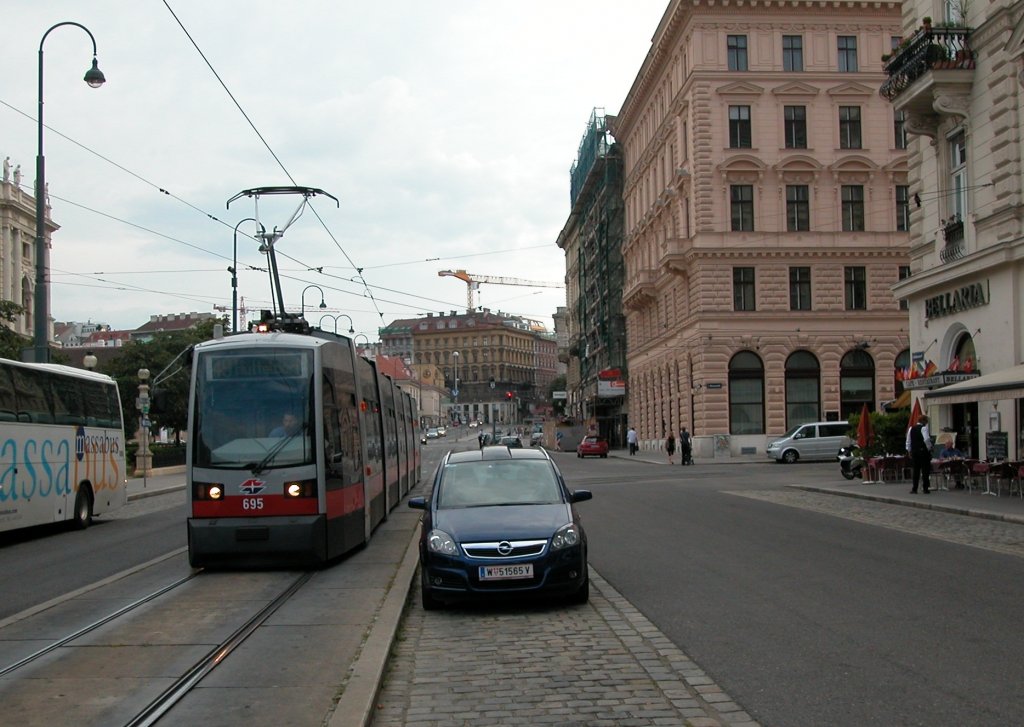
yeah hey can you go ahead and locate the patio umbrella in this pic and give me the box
[857,402,874,448]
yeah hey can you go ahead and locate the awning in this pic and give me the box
[885,389,911,411]
[924,363,1024,405]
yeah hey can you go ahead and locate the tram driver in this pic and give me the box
[270,412,302,437]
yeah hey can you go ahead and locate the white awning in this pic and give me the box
[924,363,1024,405]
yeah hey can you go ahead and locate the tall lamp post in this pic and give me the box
[82,351,97,371]
[451,351,460,424]
[301,285,326,318]
[231,217,264,333]
[136,367,151,479]
[33,22,106,363]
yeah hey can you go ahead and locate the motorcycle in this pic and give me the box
[837,444,865,480]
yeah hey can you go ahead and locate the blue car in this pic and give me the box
[408,446,592,609]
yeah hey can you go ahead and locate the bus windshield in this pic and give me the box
[193,347,315,469]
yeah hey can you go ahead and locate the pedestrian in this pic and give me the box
[478,431,484,449]
[665,431,676,465]
[627,426,638,456]
[555,430,563,451]
[679,427,692,465]
[906,414,933,494]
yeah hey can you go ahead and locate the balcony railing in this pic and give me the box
[939,216,966,263]
[880,27,974,102]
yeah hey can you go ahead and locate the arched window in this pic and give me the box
[729,351,764,434]
[840,349,875,419]
[785,350,820,428]
[954,334,977,372]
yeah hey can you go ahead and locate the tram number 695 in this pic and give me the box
[242,498,264,511]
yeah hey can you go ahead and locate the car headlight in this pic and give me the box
[551,523,581,551]
[426,529,459,556]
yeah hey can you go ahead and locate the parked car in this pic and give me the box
[437,426,447,437]
[577,436,609,458]
[766,421,851,463]
[407,447,592,609]
[499,435,524,448]
[530,431,544,446]
[426,427,440,440]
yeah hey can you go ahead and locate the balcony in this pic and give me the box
[939,216,966,263]
[623,270,657,311]
[880,27,974,137]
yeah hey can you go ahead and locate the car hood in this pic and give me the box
[435,503,572,542]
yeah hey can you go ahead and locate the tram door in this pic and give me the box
[951,402,979,459]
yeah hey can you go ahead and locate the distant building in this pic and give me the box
[131,312,217,342]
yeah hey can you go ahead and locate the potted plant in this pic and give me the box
[923,16,933,29]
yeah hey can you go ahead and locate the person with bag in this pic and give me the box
[906,414,933,494]
[665,431,676,465]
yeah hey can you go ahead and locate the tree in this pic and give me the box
[0,300,30,361]
[98,317,225,441]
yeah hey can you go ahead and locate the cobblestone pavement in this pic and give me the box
[372,570,759,727]
[735,489,1024,558]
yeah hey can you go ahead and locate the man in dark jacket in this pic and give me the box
[906,415,933,494]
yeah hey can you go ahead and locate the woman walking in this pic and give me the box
[665,431,676,465]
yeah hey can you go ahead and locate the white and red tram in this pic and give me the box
[185,329,419,567]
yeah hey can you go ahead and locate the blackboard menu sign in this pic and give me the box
[986,431,1008,462]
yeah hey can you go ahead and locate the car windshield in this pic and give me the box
[438,460,564,508]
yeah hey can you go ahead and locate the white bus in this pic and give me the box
[0,358,126,532]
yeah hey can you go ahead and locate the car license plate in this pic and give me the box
[479,563,533,580]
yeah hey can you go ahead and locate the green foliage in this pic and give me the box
[94,317,226,438]
[848,409,911,458]
[0,300,30,361]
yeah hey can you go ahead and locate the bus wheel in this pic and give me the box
[73,486,93,530]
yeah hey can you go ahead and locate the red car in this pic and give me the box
[577,436,609,458]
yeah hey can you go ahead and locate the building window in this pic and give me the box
[949,130,967,221]
[785,351,820,428]
[733,267,756,311]
[784,106,807,149]
[783,35,803,71]
[728,35,748,71]
[730,185,754,231]
[789,266,812,311]
[842,185,865,231]
[838,35,858,72]
[786,185,810,231]
[898,265,910,310]
[896,185,910,232]
[840,349,875,419]
[839,106,862,149]
[844,266,867,310]
[894,110,907,149]
[729,351,764,435]
[729,105,752,148]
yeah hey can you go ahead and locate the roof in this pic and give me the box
[924,363,1024,404]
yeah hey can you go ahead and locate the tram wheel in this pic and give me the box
[73,486,93,530]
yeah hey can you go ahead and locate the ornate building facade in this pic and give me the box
[614,0,910,456]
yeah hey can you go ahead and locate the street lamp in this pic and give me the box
[452,351,460,423]
[301,285,326,318]
[33,22,106,363]
[231,217,264,333]
[318,313,354,335]
[83,351,97,371]
[136,367,151,478]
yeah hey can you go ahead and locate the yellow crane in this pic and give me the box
[438,269,565,311]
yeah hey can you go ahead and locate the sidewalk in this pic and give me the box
[125,466,185,501]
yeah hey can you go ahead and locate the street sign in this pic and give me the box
[452,388,459,398]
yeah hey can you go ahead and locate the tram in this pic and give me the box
[185,327,420,567]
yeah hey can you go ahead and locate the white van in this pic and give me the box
[766,421,851,463]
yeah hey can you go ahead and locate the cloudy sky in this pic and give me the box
[1,1,666,341]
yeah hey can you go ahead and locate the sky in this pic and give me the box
[1,1,668,342]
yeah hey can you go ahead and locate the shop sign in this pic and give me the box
[924,281,988,319]
[597,379,626,397]
[902,372,980,390]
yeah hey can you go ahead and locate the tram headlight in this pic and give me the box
[194,482,224,501]
[284,480,316,498]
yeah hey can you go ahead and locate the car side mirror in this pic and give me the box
[407,496,427,510]
[571,489,592,503]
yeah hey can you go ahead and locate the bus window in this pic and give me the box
[0,365,16,422]
[11,366,53,423]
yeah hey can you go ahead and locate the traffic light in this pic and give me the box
[505,391,514,400]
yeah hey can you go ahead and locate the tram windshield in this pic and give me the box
[193,347,315,469]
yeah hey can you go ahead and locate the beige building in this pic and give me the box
[1,157,55,343]
[614,0,910,456]
[888,0,1024,460]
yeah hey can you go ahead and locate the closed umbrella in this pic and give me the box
[907,398,923,431]
[857,402,874,449]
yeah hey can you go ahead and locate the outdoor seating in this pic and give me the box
[988,462,1017,497]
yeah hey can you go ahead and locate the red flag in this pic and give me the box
[857,402,874,448]
[907,398,923,432]
[949,355,960,372]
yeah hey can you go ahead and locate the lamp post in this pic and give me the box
[136,367,151,479]
[231,217,263,333]
[83,351,97,371]
[318,313,354,335]
[451,351,460,424]
[301,285,327,318]
[33,22,106,363]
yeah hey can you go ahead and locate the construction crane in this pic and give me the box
[438,269,565,311]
